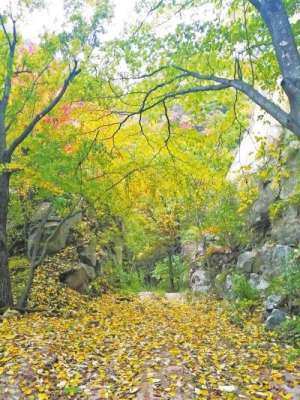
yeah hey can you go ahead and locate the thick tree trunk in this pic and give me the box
[0,172,13,308]
[251,0,300,124]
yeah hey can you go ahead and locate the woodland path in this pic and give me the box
[0,293,300,399]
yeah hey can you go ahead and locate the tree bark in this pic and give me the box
[250,0,300,124]
[0,171,13,308]
[168,252,175,292]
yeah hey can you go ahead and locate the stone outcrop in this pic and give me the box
[28,203,82,259]
[190,269,211,293]
[59,263,96,293]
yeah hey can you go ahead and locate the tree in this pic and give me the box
[0,0,111,308]
[111,0,300,139]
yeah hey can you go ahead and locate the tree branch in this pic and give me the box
[0,16,17,121]
[171,65,300,137]
[6,62,81,159]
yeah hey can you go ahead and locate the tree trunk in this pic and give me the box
[0,172,13,308]
[168,252,175,292]
[252,0,300,123]
[17,264,34,309]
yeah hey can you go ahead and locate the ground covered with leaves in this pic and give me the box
[1,260,300,399]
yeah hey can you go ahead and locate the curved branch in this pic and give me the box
[6,62,81,159]
[172,64,300,137]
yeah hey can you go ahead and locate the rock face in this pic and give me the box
[235,244,292,284]
[59,263,96,293]
[228,102,283,182]
[78,239,97,267]
[28,205,82,258]
[271,206,300,246]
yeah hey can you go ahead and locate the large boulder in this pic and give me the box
[78,238,97,267]
[236,250,258,274]
[249,184,279,227]
[190,269,211,293]
[30,202,53,223]
[227,102,283,183]
[259,244,292,279]
[181,240,205,264]
[265,294,284,312]
[265,309,287,329]
[235,244,292,279]
[249,273,269,290]
[59,263,96,293]
[28,211,82,258]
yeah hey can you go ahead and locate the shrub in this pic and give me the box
[278,317,300,360]
[269,252,300,310]
[231,273,259,301]
[152,255,189,292]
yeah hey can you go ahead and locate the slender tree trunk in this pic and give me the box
[17,264,34,310]
[0,171,13,308]
[168,252,175,292]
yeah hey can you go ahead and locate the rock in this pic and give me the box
[227,101,283,183]
[271,207,300,246]
[138,292,156,300]
[265,309,287,329]
[225,274,233,292]
[45,212,82,254]
[28,211,82,258]
[249,273,269,291]
[165,293,185,303]
[259,244,292,279]
[181,240,205,264]
[249,183,279,226]
[280,144,300,199]
[2,309,20,319]
[218,384,238,393]
[78,238,97,267]
[236,250,257,274]
[30,202,52,223]
[190,269,211,293]
[265,294,283,312]
[59,263,95,293]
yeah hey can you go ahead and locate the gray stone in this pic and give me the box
[249,273,269,290]
[190,269,211,293]
[81,263,96,280]
[260,244,292,278]
[46,212,82,254]
[28,211,82,258]
[265,294,283,312]
[236,250,257,274]
[30,202,52,223]
[249,184,279,226]
[182,240,205,263]
[59,263,95,293]
[271,207,300,246]
[280,144,300,200]
[78,239,97,267]
[2,309,20,319]
[265,309,287,329]
[225,274,233,292]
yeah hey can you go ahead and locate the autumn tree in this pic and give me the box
[0,0,111,308]
[110,0,300,139]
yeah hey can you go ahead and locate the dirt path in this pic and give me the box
[0,294,299,399]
